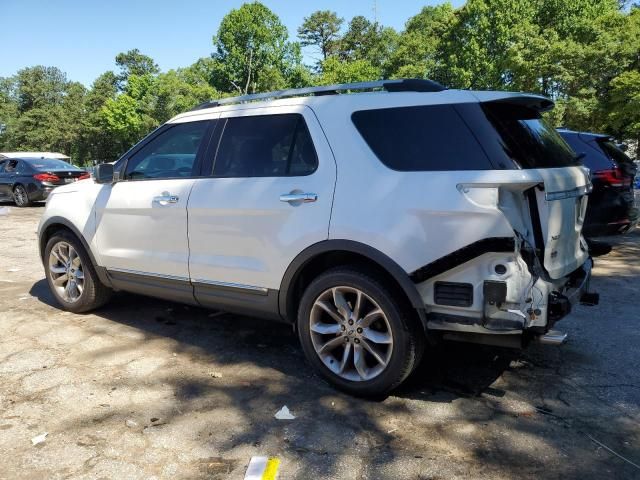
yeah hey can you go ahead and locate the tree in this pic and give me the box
[607,71,640,157]
[154,69,218,122]
[82,71,121,162]
[318,57,379,85]
[341,16,398,70]
[297,10,343,65]
[14,66,67,112]
[211,2,303,94]
[100,74,157,151]
[386,4,456,79]
[115,49,159,83]
[0,77,18,149]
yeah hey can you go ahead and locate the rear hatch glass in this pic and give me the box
[481,102,589,278]
[481,103,580,169]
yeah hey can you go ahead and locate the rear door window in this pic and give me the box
[213,114,318,177]
[351,105,493,171]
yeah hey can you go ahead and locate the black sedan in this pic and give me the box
[558,129,638,236]
[0,157,89,207]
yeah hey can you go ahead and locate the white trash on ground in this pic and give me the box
[274,405,295,420]
[0,207,9,216]
[31,432,48,446]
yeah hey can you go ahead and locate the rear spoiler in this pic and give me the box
[471,91,555,113]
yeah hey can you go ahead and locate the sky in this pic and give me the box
[1,0,464,86]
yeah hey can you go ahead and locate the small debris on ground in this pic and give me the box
[274,406,295,420]
[6,268,20,272]
[31,432,48,446]
[150,417,159,423]
[245,456,280,480]
[125,419,138,428]
[209,371,223,378]
[0,207,10,215]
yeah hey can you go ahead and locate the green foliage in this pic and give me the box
[1,1,640,161]
[211,2,302,93]
[318,57,379,85]
[386,4,456,79]
[298,10,343,64]
[115,49,159,81]
[341,16,398,70]
[608,70,640,141]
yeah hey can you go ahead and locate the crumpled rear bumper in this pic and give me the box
[547,257,596,327]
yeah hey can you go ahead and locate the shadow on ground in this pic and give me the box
[25,263,640,479]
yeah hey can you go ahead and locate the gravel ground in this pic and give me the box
[0,202,639,479]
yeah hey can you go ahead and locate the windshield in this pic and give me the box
[482,103,580,169]
[25,159,81,171]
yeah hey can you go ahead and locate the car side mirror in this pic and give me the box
[94,163,115,184]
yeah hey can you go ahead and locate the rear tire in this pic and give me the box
[13,185,31,207]
[297,267,424,397]
[44,231,112,313]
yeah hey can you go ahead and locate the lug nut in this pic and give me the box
[348,319,354,325]
[341,325,346,332]
[345,337,349,342]
[354,338,360,344]
[356,327,363,334]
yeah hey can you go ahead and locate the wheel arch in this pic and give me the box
[39,216,112,287]
[279,240,427,330]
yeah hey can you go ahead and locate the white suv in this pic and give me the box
[38,79,597,396]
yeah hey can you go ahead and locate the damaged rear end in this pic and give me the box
[415,93,598,347]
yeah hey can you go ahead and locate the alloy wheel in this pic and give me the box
[48,241,85,303]
[309,286,393,382]
[14,186,27,206]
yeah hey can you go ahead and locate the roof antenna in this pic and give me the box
[372,0,378,24]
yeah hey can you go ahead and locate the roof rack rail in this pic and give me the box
[190,78,446,111]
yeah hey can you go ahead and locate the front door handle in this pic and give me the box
[279,192,318,204]
[153,192,179,205]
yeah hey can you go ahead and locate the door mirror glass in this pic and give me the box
[94,163,115,184]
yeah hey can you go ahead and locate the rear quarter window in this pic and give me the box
[351,105,493,171]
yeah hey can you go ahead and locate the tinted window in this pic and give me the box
[25,159,80,171]
[125,121,209,180]
[351,105,492,171]
[213,114,318,177]
[482,103,580,169]
[559,132,612,171]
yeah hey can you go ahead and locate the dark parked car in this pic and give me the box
[0,157,89,207]
[558,129,638,236]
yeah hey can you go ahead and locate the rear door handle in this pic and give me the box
[153,193,179,205]
[279,192,318,204]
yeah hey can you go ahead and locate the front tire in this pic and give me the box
[297,267,424,397]
[44,231,112,313]
[13,185,31,207]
